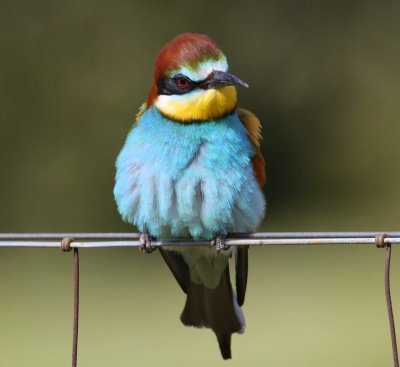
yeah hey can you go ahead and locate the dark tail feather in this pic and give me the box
[180,265,244,359]
[216,333,232,359]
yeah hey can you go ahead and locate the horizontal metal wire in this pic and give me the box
[0,232,399,248]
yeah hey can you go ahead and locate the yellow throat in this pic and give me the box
[155,86,237,122]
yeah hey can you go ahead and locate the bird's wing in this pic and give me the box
[126,102,147,134]
[159,248,189,293]
[237,108,266,188]
[134,102,147,124]
[235,246,248,306]
[235,108,266,306]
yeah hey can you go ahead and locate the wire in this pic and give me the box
[1,232,400,247]
[1,232,399,366]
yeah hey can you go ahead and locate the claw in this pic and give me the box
[139,232,156,253]
[211,234,229,255]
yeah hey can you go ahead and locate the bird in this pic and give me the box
[114,33,266,359]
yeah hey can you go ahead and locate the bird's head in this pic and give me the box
[147,33,248,122]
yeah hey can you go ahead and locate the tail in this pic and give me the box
[180,265,244,359]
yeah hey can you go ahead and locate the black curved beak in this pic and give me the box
[200,70,249,89]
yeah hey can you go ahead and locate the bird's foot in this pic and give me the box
[139,232,156,253]
[211,234,229,255]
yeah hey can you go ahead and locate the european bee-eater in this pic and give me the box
[114,33,266,359]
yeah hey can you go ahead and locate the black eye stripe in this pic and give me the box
[157,75,199,95]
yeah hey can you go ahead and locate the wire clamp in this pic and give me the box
[61,237,75,252]
[375,233,388,248]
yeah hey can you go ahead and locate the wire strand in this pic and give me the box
[1,231,400,241]
[72,248,79,367]
[1,232,400,247]
[385,244,399,367]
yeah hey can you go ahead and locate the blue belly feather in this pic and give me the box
[114,106,265,240]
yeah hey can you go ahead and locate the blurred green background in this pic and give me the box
[1,0,400,366]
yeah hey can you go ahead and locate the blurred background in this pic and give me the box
[1,0,400,366]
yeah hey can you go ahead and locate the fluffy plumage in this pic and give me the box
[114,107,265,240]
[114,33,266,359]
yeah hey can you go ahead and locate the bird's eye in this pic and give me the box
[176,77,190,88]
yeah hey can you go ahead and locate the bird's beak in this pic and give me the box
[201,70,249,89]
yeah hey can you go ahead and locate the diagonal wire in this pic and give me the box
[72,248,79,367]
[385,244,399,367]
[376,234,399,367]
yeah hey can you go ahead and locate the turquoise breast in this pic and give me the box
[114,106,265,239]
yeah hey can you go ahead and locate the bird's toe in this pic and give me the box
[139,232,156,253]
[211,234,229,255]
